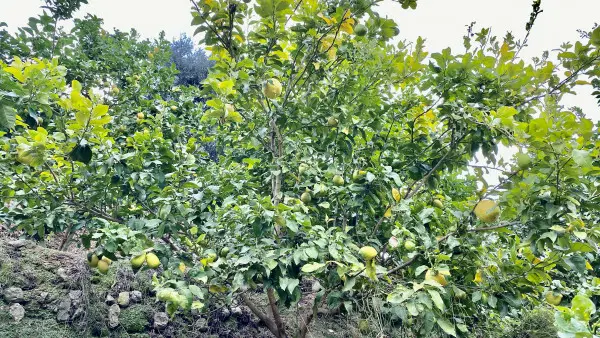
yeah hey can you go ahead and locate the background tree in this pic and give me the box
[170,34,214,87]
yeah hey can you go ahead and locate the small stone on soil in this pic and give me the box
[9,303,25,322]
[117,292,130,307]
[4,287,24,303]
[154,312,169,329]
[108,304,121,329]
[130,290,142,303]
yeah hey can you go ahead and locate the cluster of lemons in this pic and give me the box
[86,251,161,274]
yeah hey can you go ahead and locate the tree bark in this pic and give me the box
[267,288,287,338]
[241,293,280,337]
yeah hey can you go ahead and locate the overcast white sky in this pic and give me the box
[1,0,599,184]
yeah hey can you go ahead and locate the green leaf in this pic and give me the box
[436,318,456,337]
[565,254,588,274]
[0,105,16,129]
[572,294,596,322]
[189,285,203,298]
[591,26,600,47]
[305,247,318,259]
[427,289,444,311]
[301,262,325,273]
[572,149,592,168]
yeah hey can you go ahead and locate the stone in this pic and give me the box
[108,304,121,329]
[195,317,209,332]
[69,290,83,308]
[9,303,25,322]
[57,268,69,281]
[38,291,49,304]
[4,287,24,303]
[117,292,130,307]
[153,312,169,329]
[72,307,84,320]
[56,297,71,322]
[130,290,142,303]
[231,306,243,317]
[219,307,231,320]
[105,294,115,305]
[8,239,27,249]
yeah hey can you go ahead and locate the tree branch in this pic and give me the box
[241,293,279,336]
[267,288,287,338]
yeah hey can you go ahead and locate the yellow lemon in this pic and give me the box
[425,269,447,286]
[97,260,109,274]
[359,246,377,261]
[264,78,282,99]
[146,252,161,269]
[130,253,146,269]
[474,199,500,223]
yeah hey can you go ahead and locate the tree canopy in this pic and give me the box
[1,0,600,337]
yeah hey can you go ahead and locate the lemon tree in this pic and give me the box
[2,0,600,337]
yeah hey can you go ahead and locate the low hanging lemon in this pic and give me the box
[474,199,500,223]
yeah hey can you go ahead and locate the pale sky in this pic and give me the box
[1,0,599,184]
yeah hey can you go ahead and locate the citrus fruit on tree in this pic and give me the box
[264,78,282,99]
[474,199,500,223]
[130,253,146,269]
[359,246,378,261]
[354,24,367,36]
[545,291,562,305]
[146,252,161,269]
[425,269,447,286]
[97,260,109,274]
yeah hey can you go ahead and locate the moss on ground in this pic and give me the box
[0,318,78,338]
[120,304,152,333]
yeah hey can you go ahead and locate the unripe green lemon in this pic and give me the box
[301,191,312,203]
[220,247,230,257]
[87,253,99,268]
[432,199,444,208]
[404,240,416,251]
[354,24,367,36]
[130,253,146,269]
[516,152,531,169]
[545,291,562,305]
[333,175,344,186]
[327,116,338,127]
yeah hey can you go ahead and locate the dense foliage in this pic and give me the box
[2,0,600,337]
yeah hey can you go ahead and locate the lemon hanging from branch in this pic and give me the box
[264,78,282,99]
[474,199,500,223]
[359,246,378,280]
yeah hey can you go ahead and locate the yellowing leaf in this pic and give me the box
[586,260,593,270]
[318,13,334,25]
[209,285,228,293]
[384,207,392,218]
[225,110,243,123]
[392,188,401,202]
[178,262,186,273]
[340,21,354,34]
[3,66,25,83]
[473,270,483,283]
